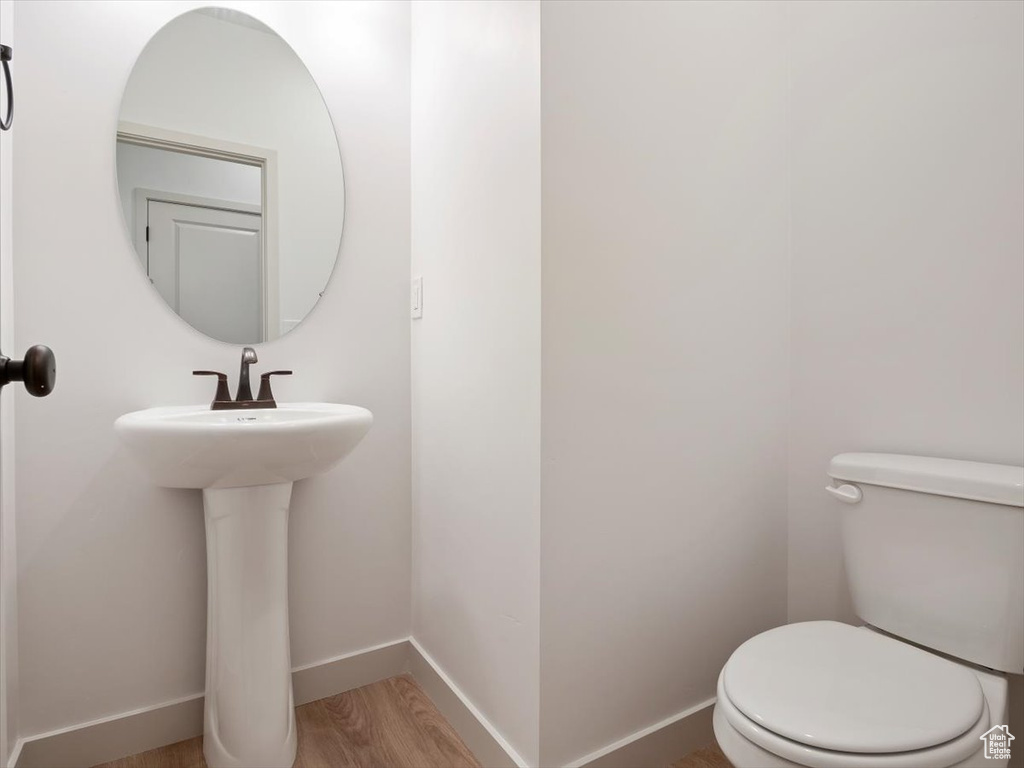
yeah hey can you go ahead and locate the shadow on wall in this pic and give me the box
[412,592,495,734]
[17,449,206,729]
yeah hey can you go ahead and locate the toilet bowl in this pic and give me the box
[713,622,1009,768]
[712,454,1022,768]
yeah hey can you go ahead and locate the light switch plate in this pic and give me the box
[411,276,423,319]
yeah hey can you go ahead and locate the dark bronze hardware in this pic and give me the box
[235,346,258,402]
[1,44,12,132]
[0,345,56,397]
[194,350,291,410]
[193,371,231,409]
[257,371,292,407]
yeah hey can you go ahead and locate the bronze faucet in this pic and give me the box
[194,347,292,410]
[235,346,259,402]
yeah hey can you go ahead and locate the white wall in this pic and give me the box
[786,0,1024,754]
[119,10,345,335]
[0,1,17,762]
[410,2,541,765]
[787,0,1024,621]
[539,2,791,765]
[7,2,1022,763]
[12,0,409,739]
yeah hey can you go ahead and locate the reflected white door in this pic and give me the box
[147,201,263,343]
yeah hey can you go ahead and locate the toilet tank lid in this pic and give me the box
[829,453,1024,507]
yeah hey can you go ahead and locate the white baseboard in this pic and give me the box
[13,693,205,768]
[407,638,526,768]
[293,637,412,706]
[5,741,21,768]
[10,637,713,768]
[13,637,412,768]
[567,697,717,768]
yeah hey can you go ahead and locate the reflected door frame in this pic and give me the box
[117,121,279,343]
[136,190,269,341]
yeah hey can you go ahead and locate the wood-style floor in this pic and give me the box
[94,673,731,768]
[672,743,733,768]
[93,675,480,768]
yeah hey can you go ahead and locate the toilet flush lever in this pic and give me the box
[825,483,862,504]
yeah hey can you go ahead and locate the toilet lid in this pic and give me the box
[722,621,986,753]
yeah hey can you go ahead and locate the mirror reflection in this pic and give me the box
[115,8,345,344]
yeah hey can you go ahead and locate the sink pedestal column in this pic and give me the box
[202,482,297,768]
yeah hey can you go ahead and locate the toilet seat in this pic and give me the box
[717,672,991,768]
[717,622,993,768]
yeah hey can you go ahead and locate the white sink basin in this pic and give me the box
[115,402,372,489]
[114,401,372,768]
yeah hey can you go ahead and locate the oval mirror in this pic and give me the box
[115,8,344,344]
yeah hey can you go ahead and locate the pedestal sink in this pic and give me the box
[115,403,372,768]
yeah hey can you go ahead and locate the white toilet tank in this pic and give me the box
[828,453,1024,674]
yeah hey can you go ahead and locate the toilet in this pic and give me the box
[714,453,1024,768]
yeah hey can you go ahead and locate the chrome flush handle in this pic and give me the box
[825,483,862,504]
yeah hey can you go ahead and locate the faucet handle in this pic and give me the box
[256,370,292,407]
[193,370,231,408]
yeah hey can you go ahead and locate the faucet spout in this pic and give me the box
[236,346,258,402]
